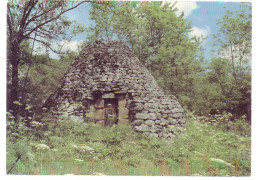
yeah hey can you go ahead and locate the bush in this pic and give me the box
[6,113,251,175]
[6,140,37,174]
[233,115,250,136]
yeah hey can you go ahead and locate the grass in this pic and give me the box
[6,115,251,176]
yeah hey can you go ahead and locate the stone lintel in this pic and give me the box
[102,93,115,99]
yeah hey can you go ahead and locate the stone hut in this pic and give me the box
[44,40,185,139]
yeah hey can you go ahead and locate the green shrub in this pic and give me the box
[233,115,250,135]
[88,142,111,158]
[47,136,65,147]
[6,113,251,175]
[6,140,37,174]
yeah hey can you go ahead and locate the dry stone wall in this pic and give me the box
[44,40,185,139]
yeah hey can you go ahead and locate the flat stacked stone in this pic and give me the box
[44,40,185,139]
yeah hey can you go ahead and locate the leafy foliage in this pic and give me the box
[7,0,88,117]
[88,1,206,113]
[210,3,251,121]
[6,116,250,175]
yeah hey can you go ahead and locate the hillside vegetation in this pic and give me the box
[7,112,250,176]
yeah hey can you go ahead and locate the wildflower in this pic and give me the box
[192,174,202,176]
[35,144,50,151]
[71,144,78,148]
[193,151,204,156]
[209,158,235,167]
[11,132,19,136]
[27,152,35,160]
[75,159,84,162]
[13,101,22,106]
[30,142,36,146]
[25,105,32,110]
[81,145,94,151]
[30,121,43,127]
[93,172,105,176]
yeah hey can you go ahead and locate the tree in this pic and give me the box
[7,0,109,117]
[212,3,251,122]
[206,58,233,112]
[88,1,205,111]
[20,53,76,113]
[87,1,118,41]
[213,3,251,84]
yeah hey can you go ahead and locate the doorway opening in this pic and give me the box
[104,98,118,126]
[92,92,129,126]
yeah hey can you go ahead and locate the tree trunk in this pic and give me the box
[8,44,20,119]
[230,42,237,84]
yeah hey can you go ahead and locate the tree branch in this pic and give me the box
[34,62,63,70]
[32,31,56,41]
[28,37,67,55]
[23,0,39,23]
[7,14,13,41]
[7,4,15,40]
[20,0,33,27]
[18,0,39,42]
[24,0,113,38]
[24,1,86,38]
[25,3,61,28]
[7,3,14,28]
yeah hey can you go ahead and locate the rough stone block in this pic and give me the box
[135,113,149,119]
[132,103,144,110]
[119,108,129,119]
[118,118,128,125]
[144,120,155,126]
[100,76,107,81]
[172,113,182,118]
[95,120,105,126]
[150,125,158,133]
[102,93,115,98]
[168,118,177,125]
[168,125,177,132]
[134,124,149,132]
[155,120,161,124]
[149,133,158,138]
[118,98,127,108]
[162,133,169,138]
[94,99,104,109]
[94,109,105,120]
[149,113,157,120]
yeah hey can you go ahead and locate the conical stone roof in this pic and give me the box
[45,40,185,139]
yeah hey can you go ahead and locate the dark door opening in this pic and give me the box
[104,98,118,126]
